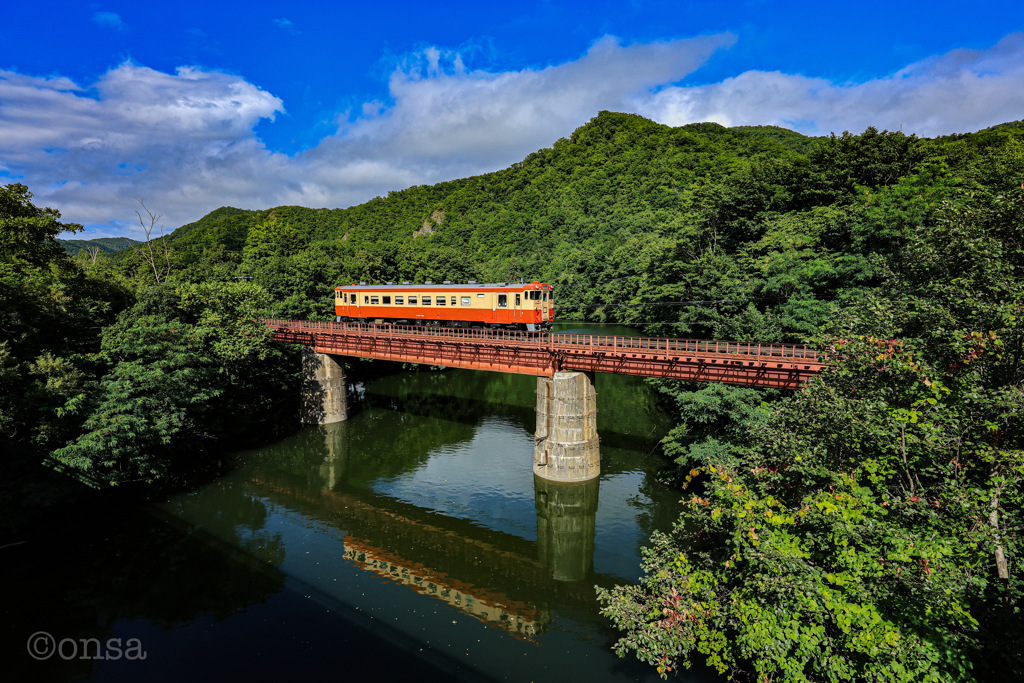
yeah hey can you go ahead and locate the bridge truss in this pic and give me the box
[264,320,826,389]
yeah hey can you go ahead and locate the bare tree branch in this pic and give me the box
[133,197,171,284]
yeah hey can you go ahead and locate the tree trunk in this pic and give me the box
[990,488,1010,580]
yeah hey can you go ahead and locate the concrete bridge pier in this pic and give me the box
[533,371,600,482]
[301,347,348,425]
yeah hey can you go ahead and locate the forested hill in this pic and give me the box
[152,110,1022,343]
[58,235,140,255]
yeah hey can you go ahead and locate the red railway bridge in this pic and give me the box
[263,319,826,389]
[264,319,827,483]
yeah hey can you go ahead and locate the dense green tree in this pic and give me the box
[53,281,285,485]
[598,188,1024,682]
[0,185,130,452]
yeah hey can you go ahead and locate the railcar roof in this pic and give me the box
[335,282,552,290]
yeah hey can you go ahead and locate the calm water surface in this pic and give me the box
[4,325,719,682]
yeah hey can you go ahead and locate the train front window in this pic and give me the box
[498,294,507,308]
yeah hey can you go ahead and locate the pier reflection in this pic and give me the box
[244,424,624,642]
[534,476,599,582]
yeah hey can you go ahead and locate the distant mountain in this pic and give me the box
[979,119,1024,132]
[729,125,823,153]
[59,236,141,255]
[168,206,257,251]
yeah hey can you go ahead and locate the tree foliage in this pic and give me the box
[52,282,284,484]
[597,187,1024,682]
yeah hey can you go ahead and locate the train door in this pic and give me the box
[513,291,523,325]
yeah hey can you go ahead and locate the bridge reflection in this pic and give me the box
[343,536,544,640]
[245,422,617,641]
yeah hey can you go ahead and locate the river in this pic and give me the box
[4,325,718,682]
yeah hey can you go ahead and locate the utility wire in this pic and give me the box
[556,299,753,309]
[554,320,720,326]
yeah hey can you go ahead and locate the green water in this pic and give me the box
[3,325,719,682]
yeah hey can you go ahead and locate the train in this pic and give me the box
[335,280,554,331]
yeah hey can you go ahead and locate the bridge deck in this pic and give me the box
[264,319,826,388]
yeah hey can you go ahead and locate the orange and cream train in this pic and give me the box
[335,280,554,331]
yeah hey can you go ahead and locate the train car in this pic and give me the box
[335,280,554,331]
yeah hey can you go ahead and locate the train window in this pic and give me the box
[409,296,417,305]
[435,296,444,305]
[370,296,379,305]
[423,296,432,305]
[515,293,520,306]
[364,296,369,304]
[548,291,554,301]
[461,297,470,306]
[498,294,507,308]
[383,296,391,305]
[395,296,404,305]
[477,293,484,298]
[451,297,456,305]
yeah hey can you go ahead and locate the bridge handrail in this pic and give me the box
[262,319,824,364]
[549,333,821,361]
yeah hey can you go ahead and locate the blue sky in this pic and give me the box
[1,1,1022,237]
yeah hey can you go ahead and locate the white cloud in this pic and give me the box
[92,11,128,32]
[2,33,1024,238]
[307,34,736,179]
[0,35,735,236]
[638,32,1024,137]
[274,18,299,35]
[0,62,287,234]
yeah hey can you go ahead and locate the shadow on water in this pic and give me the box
[0,492,286,682]
[1,325,723,683]
[1,475,483,683]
